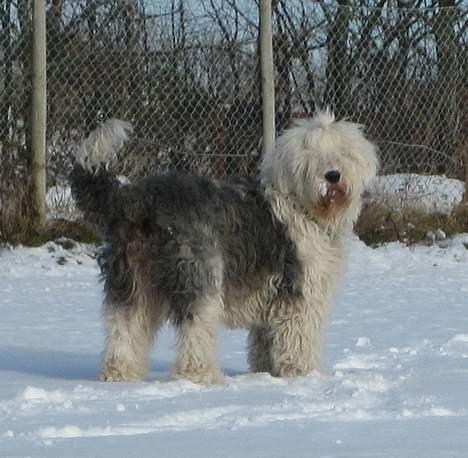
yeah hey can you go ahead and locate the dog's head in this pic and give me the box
[260,110,378,226]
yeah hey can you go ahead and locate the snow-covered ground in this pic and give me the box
[369,174,464,215]
[1,237,468,457]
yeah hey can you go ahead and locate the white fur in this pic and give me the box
[174,292,224,384]
[101,303,154,382]
[260,110,378,229]
[220,111,378,380]
[263,190,345,375]
[101,265,167,382]
[75,119,133,171]
[248,110,378,376]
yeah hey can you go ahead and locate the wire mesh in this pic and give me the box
[0,1,467,218]
[44,1,263,182]
[271,1,467,213]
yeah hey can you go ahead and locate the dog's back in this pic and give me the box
[70,122,302,326]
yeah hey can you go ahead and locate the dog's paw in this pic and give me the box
[271,364,312,378]
[101,372,126,382]
[173,369,225,385]
[101,362,144,382]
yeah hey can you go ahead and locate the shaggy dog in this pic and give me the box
[70,110,378,384]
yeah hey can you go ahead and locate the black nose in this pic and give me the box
[325,170,341,183]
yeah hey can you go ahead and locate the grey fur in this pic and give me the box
[70,111,378,384]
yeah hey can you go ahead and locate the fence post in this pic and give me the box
[260,0,275,157]
[464,151,468,204]
[31,0,47,229]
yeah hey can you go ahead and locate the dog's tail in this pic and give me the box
[70,119,133,228]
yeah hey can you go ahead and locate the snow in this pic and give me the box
[369,173,464,214]
[1,237,468,457]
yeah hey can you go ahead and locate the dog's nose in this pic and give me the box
[325,170,341,183]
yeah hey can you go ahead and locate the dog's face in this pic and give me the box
[260,110,378,224]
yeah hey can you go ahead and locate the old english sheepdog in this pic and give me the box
[70,110,378,384]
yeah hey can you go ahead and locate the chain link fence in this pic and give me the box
[1,1,467,229]
[45,1,263,183]
[270,1,467,215]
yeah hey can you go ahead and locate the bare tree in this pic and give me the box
[323,0,350,117]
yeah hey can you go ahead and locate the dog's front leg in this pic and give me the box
[269,312,321,378]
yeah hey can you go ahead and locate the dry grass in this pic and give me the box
[0,180,97,248]
[0,170,35,245]
[1,166,99,247]
[24,219,100,247]
[1,213,100,247]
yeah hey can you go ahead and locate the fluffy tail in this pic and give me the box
[70,119,133,228]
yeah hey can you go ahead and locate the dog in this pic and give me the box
[70,110,378,384]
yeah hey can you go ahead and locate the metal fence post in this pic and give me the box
[260,0,275,157]
[31,0,47,228]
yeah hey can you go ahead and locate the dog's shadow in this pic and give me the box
[0,346,242,383]
[0,346,168,382]
[0,346,102,381]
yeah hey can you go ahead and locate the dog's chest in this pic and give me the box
[221,239,342,329]
[296,228,344,299]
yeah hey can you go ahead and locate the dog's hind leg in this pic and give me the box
[165,242,224,385]
[101,296,163,382]
[247,326,273,373]
[101,301,152,382]
[174,292,224,385]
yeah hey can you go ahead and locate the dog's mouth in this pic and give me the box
[321,182,348,207]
